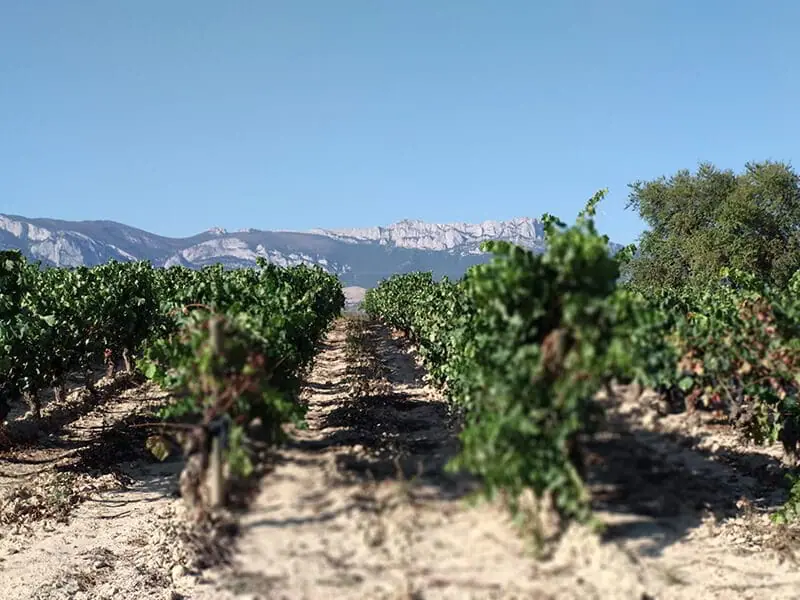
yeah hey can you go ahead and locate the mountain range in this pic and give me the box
[0,213,621,290]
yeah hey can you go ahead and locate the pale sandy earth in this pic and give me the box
[2,318,800,599]
[0,376,196,600]
[343,286,367,310]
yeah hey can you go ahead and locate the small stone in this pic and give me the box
[97,583,118,599]
[171,563,186,581]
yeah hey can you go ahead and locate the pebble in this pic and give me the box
[96,583,118,599]
[171,563,186,581]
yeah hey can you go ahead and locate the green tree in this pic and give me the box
[624,160,800,292]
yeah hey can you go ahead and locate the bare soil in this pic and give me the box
[0,374,200,600]
[3,317,800,599]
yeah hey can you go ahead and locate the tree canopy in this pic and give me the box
[624,160,800,293]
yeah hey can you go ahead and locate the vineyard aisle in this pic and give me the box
[192,315,557,599]
[195,316,800,600]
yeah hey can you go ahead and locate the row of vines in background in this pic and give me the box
[364,190,800,533]
[0,252,162,421]
[0,251,344,507]
[641,269,800,524]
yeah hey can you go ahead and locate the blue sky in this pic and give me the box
[1,1,798,244]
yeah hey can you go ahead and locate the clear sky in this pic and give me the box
[1,1,798,244]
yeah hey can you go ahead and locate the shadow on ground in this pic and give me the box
[585,413,795,558]
[0,373,146,451]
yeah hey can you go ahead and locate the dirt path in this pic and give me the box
[5,318,800,599]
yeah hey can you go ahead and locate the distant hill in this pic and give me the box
[0,214,622,289]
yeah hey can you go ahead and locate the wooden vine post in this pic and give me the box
[207,314,225,509]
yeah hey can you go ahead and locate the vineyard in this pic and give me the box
[364,191,800,530]
[0,254,343,517]
[4,190,800,598]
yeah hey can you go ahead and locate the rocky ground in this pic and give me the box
[3,316,800,599]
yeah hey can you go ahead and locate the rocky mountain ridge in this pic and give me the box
[0,213,619,288]
[310,217,546,251]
